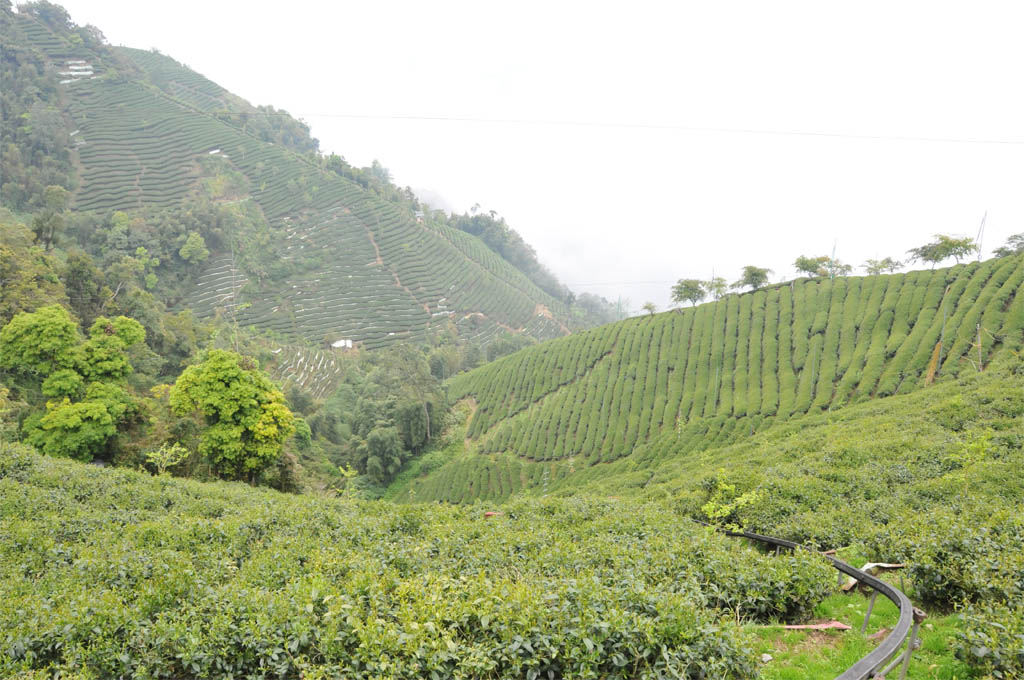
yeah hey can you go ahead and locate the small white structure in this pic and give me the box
[331,338,353,349]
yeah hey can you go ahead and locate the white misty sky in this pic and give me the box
[52,0,1024,312]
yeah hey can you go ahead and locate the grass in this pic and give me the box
[752,589,969,679]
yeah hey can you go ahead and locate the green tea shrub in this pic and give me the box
[865,508,1024,607]
[954,600,1024,679]
[0,453,842,678]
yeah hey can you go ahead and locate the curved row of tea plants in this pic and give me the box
[449,256,1024,470]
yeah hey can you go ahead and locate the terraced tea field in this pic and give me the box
[423,256,1024,501]
[267,344,346,399]
[9,15,576,349]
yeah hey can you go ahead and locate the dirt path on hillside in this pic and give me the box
[460,397,479,449]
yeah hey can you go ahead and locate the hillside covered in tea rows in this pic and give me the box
[419,255,1024,502]
[1,5,597,355]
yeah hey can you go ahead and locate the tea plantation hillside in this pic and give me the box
[387,340,1024,678]
[0,449,842,679]
[2,7,574,351]
[421,256,1024,501]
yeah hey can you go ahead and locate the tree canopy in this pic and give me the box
[2,305,145,461]
[862,257,902,275]
[169,350,295,481]
[731,266,772,291]
[0,304,80,377]
[907,234,978,268]
[671,279,706,307]
[993,233,1024,258]
[793,255,830,278]
[705,277,728,300]
[795,255,851,278]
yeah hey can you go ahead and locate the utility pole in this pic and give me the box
[976,211,987,262]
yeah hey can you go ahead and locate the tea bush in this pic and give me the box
[954,600,1024,678]
[0,452,836,678]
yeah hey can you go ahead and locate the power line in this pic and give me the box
[292,112,1024,146]
[566,281,676,286]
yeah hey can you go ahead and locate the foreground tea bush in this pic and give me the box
[954,600,1024,678]
[0,451,831,679]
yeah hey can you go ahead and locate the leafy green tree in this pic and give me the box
[993,233,1024,257]
[41,369,84,399]
[671,279,706,307]
[169,350,295,481]
[641,302,657,316]
[461,344,483,371]
[26,381,135,461]
[823,258,852,278]
[80,316,146,381]
[2,306,146,462]
[61,251,107,328]
[178,231,209,264]
[396,400,429,453]
[731,266,772,291]
[862,257,902,275]
[26,398,115,461]
[794,255,829,277]
[705,276,728,300]
[365,424,403,483]
[0,220,68,324]
[286,385,314,415]
[30,185,69,250]
[907,234,978,268]
[795,256,851,278]
[0,304,80,377]
[145,442,188,475]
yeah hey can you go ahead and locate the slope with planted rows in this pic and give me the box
[7,13,572,349]
[417,256,1024,501]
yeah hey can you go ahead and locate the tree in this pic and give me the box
[641,302,657,316]
[178,231,209,264]
[26,398,115,461]
[3,306,145,462]
[705,277,728,300]
[671,279,706,307]
[365,424,403,483]
[794,255,830,278]
[30,185,70,250]
[26,382,135,461]
[993,233,1024,258]
[79,316,146,381]
[731,266,772,291]
[862,257,902,275]
[823,258,852,278]
[907,234,978,268]
[0,304,81,377]
[169,350,295,481]
[795,255,851,278]
[0,220,68,325]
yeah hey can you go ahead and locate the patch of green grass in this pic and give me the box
[753,587,971,679]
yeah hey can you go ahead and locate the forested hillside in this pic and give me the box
[416,255,1024,501]
[1,3,597,355]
